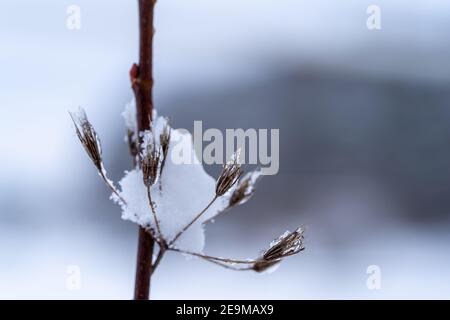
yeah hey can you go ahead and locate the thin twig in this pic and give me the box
[146,185,162,238]
[203,259,255,271]
[169,196,218,246]
[99,167,127,205]
[169,248,258,265]
[202,207,230,225]
[151,246,166,275]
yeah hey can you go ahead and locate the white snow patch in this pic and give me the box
[121,98,137,133]
[114,115,228,252]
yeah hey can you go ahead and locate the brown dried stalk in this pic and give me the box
[171,248,259,264]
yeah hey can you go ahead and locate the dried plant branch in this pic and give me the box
[170,227,305,273]
[199,258,255,271]
[71,0,306,300]
[151,245,167,275]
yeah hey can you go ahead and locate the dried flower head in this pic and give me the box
[159,122,171,175]
[253,227,305,273]
[216,150,242,196]
[141,131,161,187]
[69,108,103,171]
[252,259,280,273]
[229,168,262,208]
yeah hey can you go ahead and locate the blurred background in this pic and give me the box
[1,0,450,299]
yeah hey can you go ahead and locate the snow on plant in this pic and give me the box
[70,102,306,284]
[69,0,305,299]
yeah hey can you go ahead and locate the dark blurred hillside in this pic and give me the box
[103,66,450,248]
[161,68,450,223]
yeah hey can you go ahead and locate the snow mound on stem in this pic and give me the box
[113,115,227,253]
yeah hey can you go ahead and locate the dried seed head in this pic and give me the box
[263,227,305,261]
[252,259,280,273]
[216,150,242,196]
[252,227,305,273]
[229,168,262,208]
[69,108,103,171]
[159,122,171,175]
[141,131,161,187]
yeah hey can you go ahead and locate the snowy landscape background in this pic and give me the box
[1,0,450,299]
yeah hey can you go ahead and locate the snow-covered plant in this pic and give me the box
[70,1,305,299]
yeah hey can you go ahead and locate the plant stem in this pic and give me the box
[169,196,218,246]
[99,167,127,205]
[170,248,258,265]
[146,185,162,238]
[202,259,255,271]
[151,247,166,275]
[133,0,156,300]
[134,227,155,299]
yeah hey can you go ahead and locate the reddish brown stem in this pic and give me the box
[133,0,156,300]
[134,227,155,299]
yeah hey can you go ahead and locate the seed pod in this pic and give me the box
[216,150,242,196]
